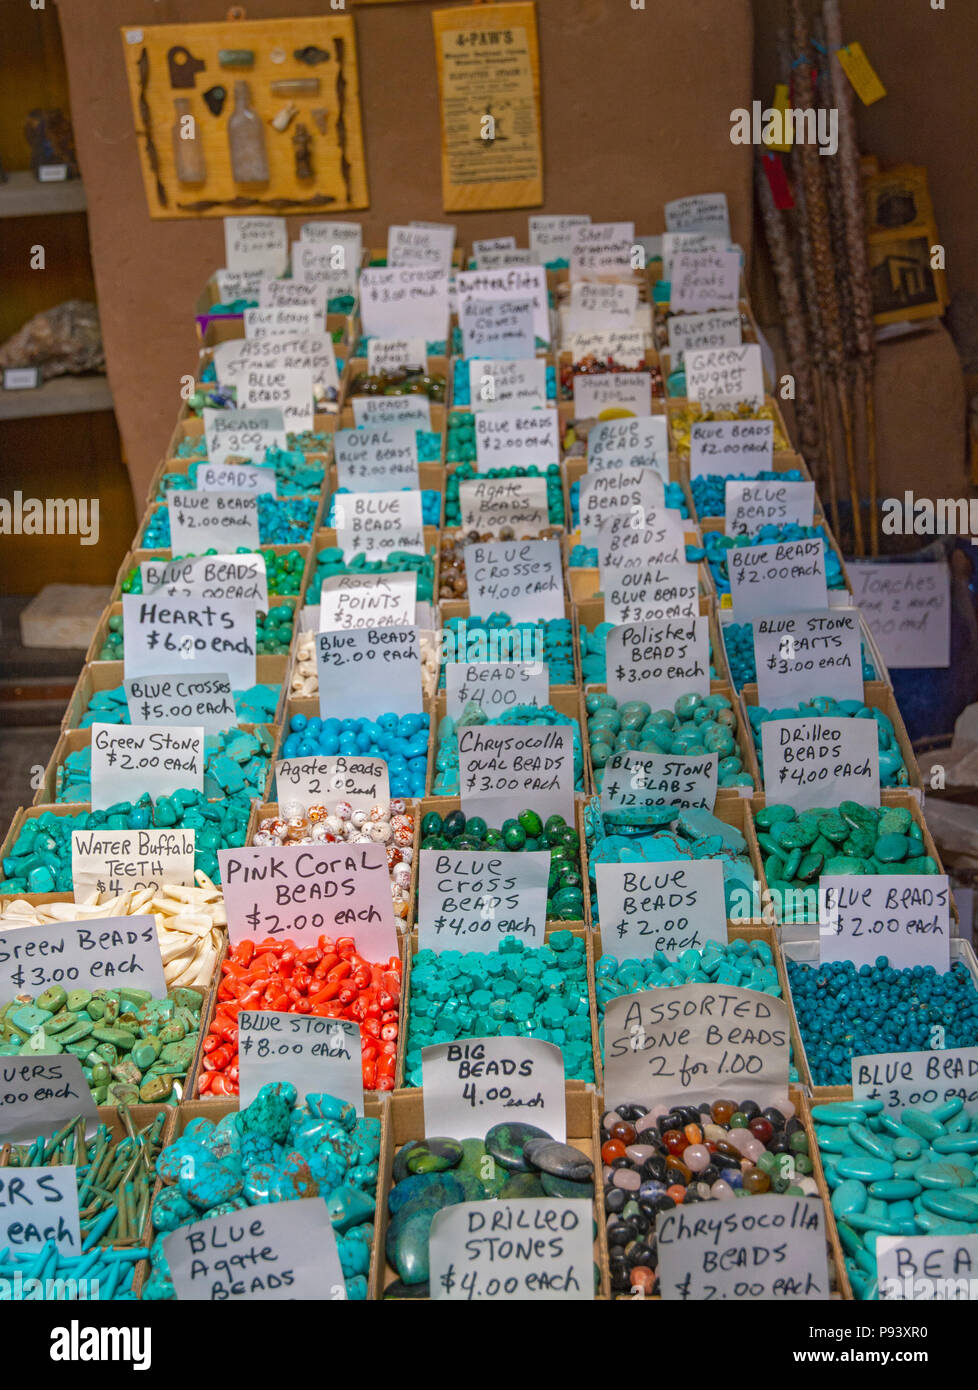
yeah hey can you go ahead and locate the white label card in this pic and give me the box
[0,1167,80,1254]
[754,611,864,707]
[852,1047,978,1116]
[332,490,425,561]
[359,267,449,340]
[671,249,740,312]
[529,214,590,261]
[258,278,322,313]
[599,750,718,815]
[603,984,790,1112]
[595,859,726,956]
[463,538,564,622]
[140,554,267,608]
[596,507,687,570]
[367,338,426,374]
[661,233,729,279]
[418,850,550,951]
[469,357,547,411]
[668,310,743,366]
[224,216,288,275]
[274,755,390,814]
[168,492,260,552]
[456,267,550,346]
[477,249,536,269]
[458,724,574,826]
[566,281,639,331]
[577,467,664,544]
[0,1058,99,1145]
[573,373,652,418]
[0,914,166,999]
[761,717,880,810]
[725,479,814,536]
[215,267,267,303]
[473,236,517,255]
[299,220,363,269]
[665,193,731,238]
[90,723,204,812]
[195,462,276,496]
[122,593,258,691]
[657,1196,828,1301]
[606,617,711,706]
[474,408,559,471]
[820,875,951,972]
[237,367,314,434]
[319,572,416,632]
[689,420,774,479]
[352,396,430,430]
[124,673,236,736]
[445,662,549,721]
[587,417,669,480]
[244,306,316,340]
[460,298,535,360]
[292,239,357,298]
[333,426,419,491]
[165,1199,345,1302]
[458,476,550,536]
[71,827,195,899]
[603,562,700,625]
[388,223,455,271]
[429,1199,593,1301]
[847,561,951,669]
[729,539,828,619]
[568,329,646,368]
[238,1013,364,1113]
[685,345,763,407]
[876,1234,978,1301]
[218,841,398,960]
[569,220,635,277]
[422,1038,566,1139]
[316,626,422,720]
[203,407,287,466]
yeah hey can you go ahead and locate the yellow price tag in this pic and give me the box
[836,42,886,106]
[767,84,792,152]
[721,593,733,610]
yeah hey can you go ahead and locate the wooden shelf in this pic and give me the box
[0,374,112,420]
[0,169,86,218]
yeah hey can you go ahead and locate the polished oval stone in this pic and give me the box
[387,1206,437,1284]
[920,1190,978,1221]
[916,1161,974,1190]
[540,1171,593,1199]
[485,1121,552,1172]
[830,1178,867,1216]
[522,1137,593,1181]
[405,1137,464,1175]
[835,1156,894,1183]
[387,1171,465,1216]
[499,1171,547,1198]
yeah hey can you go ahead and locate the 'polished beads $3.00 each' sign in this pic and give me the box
[606,617,711,709]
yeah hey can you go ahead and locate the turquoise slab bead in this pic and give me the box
[902,1108,944,1140]
[932,1135,978,1154]
[916,1161,974,1189]
[835,1156,894,1183]
[831,1178,868,1217]
[914,1213,977,1235]
[844,1211,903,1235]
[920,1191,978,1221]
[892,1135,923,1160]
[848,1122,894,1161]
[931,1097,965,1122]
[868,1179,921,1201]
[811,1103,876,1125]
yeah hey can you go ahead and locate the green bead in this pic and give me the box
[502,822,526,850]
[517,809,543,837]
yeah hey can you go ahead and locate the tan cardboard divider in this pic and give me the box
[33,723,279,809]
[435,599,580,691]
[429,688,585,800]
[780,933,978,1103]
[0,1103,178,1249]
[110,544,314,608]
[278,696,436,798]
[62,656,290,734]
[799,1087,858,1301]
[589,922,812,1094]
[152,1093,390,1300]
[86,596,300,669]
[377,1085,610,1299]
[574,593,732,691]
[578,680,756,801]
[559,528,709,606]
[739,680,923,801]
[248,799,422,936]
[581,795,765,940]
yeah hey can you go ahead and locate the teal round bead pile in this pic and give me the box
[0,792,252,891]
[756,801,937,915]
[404,933,595,1086]
[585,691,752,790]
[141,494,319,547]
[746,696,909,786]
[812,1096,978,1299]
[433,703,584,795]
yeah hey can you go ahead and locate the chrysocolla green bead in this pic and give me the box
[517,809,543,837]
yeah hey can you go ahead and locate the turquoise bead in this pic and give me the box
[831,1179,867,1216]
[835,1156,894,1183]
